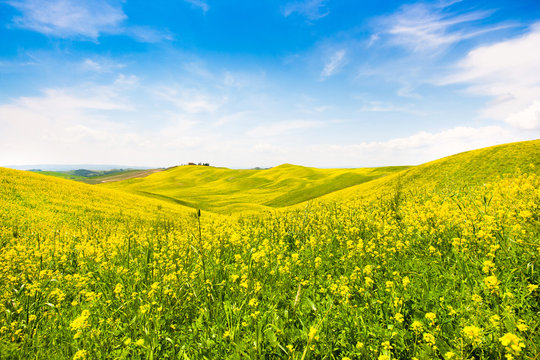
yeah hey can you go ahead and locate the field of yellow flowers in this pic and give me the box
[1,153,539,358]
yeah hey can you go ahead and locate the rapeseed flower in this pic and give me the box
[463,326,482,345]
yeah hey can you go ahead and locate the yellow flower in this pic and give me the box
[378,355,390,360]
[410,321,423,334]
[527,284,538,293]
[445,351,456,359]
[70,310,90,331]
[135,338,144,347]
[499,333,525,354]
[484,275,500,293]
[394,313,404,323]
[482,260,496,274]
[114,283,123,296]
[516,320,528,332]
[308,326,317,340]
[471,294,483,303]
[463,325,482,345]
[363,265,373,275]
[402,276,410,289]
[423,333,436,346]
[73,350,87,360]
[490,315,501,327]
[425,312,436,325]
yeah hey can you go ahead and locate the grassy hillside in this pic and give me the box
[101,164,409,213]
[310,139,540,206]
[29,168,162,184]
[28,170,89,181]
[1,150,539,359]
[0,167,193,236]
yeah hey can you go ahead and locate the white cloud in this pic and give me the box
[505,101,540,130]
[215,111,253,126]
[247,120,324,138]
[298,126,527,167]
[81,58,125,72]
[283,0,329,21]
[375,2,509,53]
[0,79,143,165]
[6,0,169,41]
[442,23,540,130]
[184,0,209,12]
[155,87,227,113]
[358,101,424,115]
[321,49,347,79]
[8,0,125,38]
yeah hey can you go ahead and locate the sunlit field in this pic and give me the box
[1,141,539,359]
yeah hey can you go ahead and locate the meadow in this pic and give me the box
[0,140,538,359]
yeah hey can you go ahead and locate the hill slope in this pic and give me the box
[1,142,539,359]
[306,139,540,206]
[0,167,194,236]
[100,164,409,213]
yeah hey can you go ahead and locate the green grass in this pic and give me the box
[100,164,410,213]
[29,170,89,181]
[311,139,540,205]
[29,169,157,184]
[0,140,539,359]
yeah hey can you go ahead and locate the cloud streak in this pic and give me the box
[184,0,209,12]
[283,0,329,21]
[247,120,325,138]
[321,49,346,79]
[441,22,540,130]
[374,2,509,53]
[6,0,170,41]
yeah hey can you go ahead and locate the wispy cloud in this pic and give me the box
[374,2,509,53]
[307,125,522,167]
[155,87,227,113]
[358,100,425,116]
[283,0,329,21]
[321,49,346,79]
[441,22,540,130]
[6,0,170,42]
[184,0,209,13]
[81,58,125,73]
[247,120,324,137]
[0,77,142,164]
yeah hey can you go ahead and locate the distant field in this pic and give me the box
[100,164,410,213]
[30,168,163,184]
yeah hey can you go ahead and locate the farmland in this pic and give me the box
[0,140,539,359]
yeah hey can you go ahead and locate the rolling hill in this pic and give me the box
[98,139,539,214]
[99,164,409,213]
[0,166,194,237]
[303,139,540,206]
[1,140,538,359]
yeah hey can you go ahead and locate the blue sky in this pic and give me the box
[1,0,539,168]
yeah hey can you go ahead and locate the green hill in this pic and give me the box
[1,140,539,359]
[0,167,194,236]
[100,164,409,213]
[308,139,540,205]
